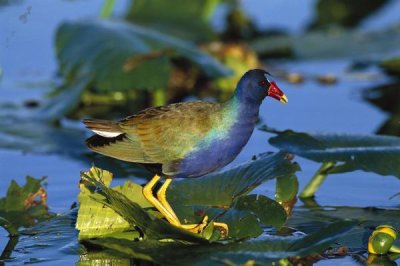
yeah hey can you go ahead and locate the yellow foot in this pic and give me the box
[182,216,229,237]
[181,216,209,233]
[142,175,229,237]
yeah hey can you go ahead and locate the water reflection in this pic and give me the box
[362,82,400,136]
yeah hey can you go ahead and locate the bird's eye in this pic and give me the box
[259,80,268,86]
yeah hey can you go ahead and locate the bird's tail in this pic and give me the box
[83,119,122,138]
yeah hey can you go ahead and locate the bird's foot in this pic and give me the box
[181,215,209,233]
[181,216,229,237]
[143,175,229,237]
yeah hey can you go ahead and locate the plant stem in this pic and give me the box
[299,161,335,199]
[389,245,400,253]
[0,217,19,237]
[0,236,19,260]
[100,0,116,19]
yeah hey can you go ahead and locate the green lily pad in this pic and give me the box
[169,152,299,207]
[0,176,51,233]
[77,152,298,241]
[289,205,400,249]
[250,25,400,60]
[263,128,400,178]
[85,221,355,265]
[78,167,208,243]
[56,19,230,92]
[77,167,144,240]
[126,0,220,42]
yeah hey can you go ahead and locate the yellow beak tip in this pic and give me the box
[280,95,288,104]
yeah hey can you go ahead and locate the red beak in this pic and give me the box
[267,81,288,103]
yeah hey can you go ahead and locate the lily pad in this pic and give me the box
[289,205,400,250]
[85,221,355,265]
[250,25,400,59]
[126,0,220,42]
[56,19,230,92]
[76,152,298,241]
[0,176,52,236]
[263,128,400,178]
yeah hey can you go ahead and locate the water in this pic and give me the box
[1,0,400,264]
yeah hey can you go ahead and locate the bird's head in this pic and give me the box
[236,69,288,104]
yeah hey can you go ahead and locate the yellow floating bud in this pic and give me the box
[368,225,397,255]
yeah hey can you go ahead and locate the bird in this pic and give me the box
[83,69,288,235]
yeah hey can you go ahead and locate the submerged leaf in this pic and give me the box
[264,128,400,178]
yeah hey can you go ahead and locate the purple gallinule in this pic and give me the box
[84,69,287,235]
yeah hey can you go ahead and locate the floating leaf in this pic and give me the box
[169,152,299,207]
[126,0,219,42]
[168,152,297,236]
[233,194,287,229]
[250,25,400,59]
[0,176,51,229]
[77,167,146,240]
[289,205,400,250]
[263,128,400,178]
[85,221,355,265]
[77,152,298,241]
[56,19,230,92]
[78,167,208,243]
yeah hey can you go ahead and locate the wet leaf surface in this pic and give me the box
[263,128,400,178]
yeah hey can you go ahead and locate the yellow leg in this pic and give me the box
[156,177,209,233]
[142,175,180,226]
[143,175,229,236]
[156,178,179,222]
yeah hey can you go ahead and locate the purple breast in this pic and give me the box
[176,116,257,178]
